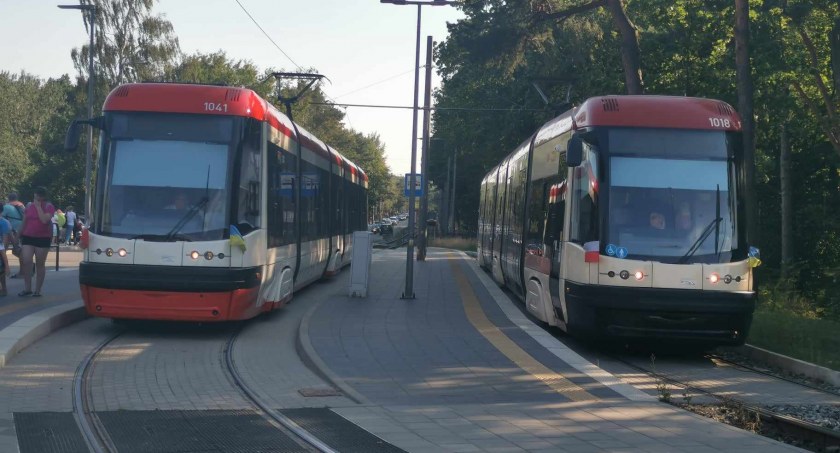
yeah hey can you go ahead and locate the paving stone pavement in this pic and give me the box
[305,248,802,452]
[0,247,807,452]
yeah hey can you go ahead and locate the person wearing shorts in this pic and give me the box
[0,213,10,296]
[18,187,55,297]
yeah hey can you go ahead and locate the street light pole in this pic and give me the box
[59,3,96,225]
[380,0,456,298]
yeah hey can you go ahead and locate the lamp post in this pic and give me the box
[59,3,96,225]
[381,0,456,299]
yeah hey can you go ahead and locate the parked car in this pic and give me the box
[380,219,394,235]
[369,223,381,234]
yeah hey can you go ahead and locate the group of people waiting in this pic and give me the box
[1,188,80,298]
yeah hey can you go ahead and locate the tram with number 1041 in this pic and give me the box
[477,96,761,345]
[64,83,368,322]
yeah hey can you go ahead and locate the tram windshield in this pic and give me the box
[98,113,235,241]
[605,128,739,264]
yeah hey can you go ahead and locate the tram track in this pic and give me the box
[707,352,840,398]
[223,324,337,453]
[611,354,840,451]
[73,330,123,453]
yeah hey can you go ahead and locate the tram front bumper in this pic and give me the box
[563,281,755,345]
[79,263,263,321]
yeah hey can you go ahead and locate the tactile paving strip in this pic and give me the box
[14,412,88,453]
[281,408,406,453]
[97,409,309,452]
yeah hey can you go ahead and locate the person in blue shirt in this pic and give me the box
[0,212,11,296]
[3,193,25,278]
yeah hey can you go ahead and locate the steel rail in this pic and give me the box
[224,326,338,453]
[72,331,123,453]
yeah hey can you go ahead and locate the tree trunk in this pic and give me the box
[780,123,792,278]
[735,0,757,246]
[832,15,840,95]
[606,0,644,94]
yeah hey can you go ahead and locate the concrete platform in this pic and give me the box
[300,248,800,452]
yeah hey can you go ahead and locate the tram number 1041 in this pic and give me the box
[708,117,732,128]
[203,102,229,113]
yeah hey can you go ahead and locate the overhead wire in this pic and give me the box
[334,66,426,99]
[232,0,346,115]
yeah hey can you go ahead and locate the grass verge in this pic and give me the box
[428,237,477,252]
[747,309,840,371]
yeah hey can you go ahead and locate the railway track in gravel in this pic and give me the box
[71,324,339,453]
[612,354,840,452]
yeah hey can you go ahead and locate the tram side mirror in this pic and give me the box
[64,120,85,152]
[567,134,583,167]
[64,117,105,152]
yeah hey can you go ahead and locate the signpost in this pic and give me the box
[404,173,423,197]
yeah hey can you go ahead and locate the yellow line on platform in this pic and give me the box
[449,256,597,402]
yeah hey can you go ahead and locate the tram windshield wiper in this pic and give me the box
[678,216,722,264]
[164,197,209,242]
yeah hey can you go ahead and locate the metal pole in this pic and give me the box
[442,154,450,236]
[402,4,421,299]
[450,153,456,235]
[417,35,433,261]
[85,7,95,226]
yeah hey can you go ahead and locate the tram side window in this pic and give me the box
[236,121,261,234]
[299,159,318,242]
[570,144,599,244]
[331,171,342,236]
[267,142,296,247]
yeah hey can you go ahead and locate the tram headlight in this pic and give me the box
[105,248,114,257]
[634,271,644,281]
[723,274,733,284]
[709,273,720,284]
[204,251,214,260]
[189,250,200,260]
[117,248,127,257]
[619,270,630,280]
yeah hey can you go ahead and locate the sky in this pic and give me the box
[0,0,464,175]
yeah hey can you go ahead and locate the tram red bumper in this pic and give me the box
[81,285,261,322]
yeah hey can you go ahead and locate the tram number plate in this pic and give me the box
[204,102,228,113]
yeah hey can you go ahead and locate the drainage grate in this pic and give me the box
[14,412,88,453]
[298,387,343,397]
[281,408,406,453]
[97,410,309,452]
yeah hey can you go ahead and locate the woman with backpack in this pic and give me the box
[2,192,25,277]
[17,187,55,297]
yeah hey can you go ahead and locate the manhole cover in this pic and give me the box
[298,387,343,397]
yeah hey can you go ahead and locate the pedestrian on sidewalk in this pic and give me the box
[0,211,10,297]
[2,192,25,277]
[17,187,55,297]
[64,206,77,245]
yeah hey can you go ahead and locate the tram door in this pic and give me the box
[491,163,509,285]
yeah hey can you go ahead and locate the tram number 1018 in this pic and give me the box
[708,117,731,128]
[204,102,228,113]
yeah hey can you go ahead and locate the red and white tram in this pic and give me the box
[68,83,368,321]
[478,96,757,345]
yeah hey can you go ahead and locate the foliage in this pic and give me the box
[0,72,80,208]
[749,308,840,371]
[71,0,180,89]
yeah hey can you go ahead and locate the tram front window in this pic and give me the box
[99,113,234,241]
[606,129,739,264]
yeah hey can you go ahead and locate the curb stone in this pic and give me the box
[0,300,87,368]
[734,344,840,387]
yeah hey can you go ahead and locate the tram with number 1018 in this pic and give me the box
[478,96,759,345]
[65,83,368,322]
